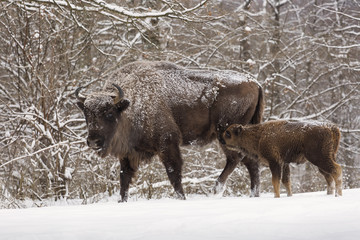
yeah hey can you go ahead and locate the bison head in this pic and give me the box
[222,124,244,152]
[76,84,130,157]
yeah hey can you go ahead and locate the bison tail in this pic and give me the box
[331,125,341,156]
[250,85,265,124]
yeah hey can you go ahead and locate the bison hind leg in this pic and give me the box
[242,158,260,197]
[333,163,343,197]
[318,162,342,197]
[213,181,226,197]
[319,168,335,195]
[214,149,260,198]
[213,149,241,196]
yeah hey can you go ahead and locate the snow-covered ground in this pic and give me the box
[1,189,360,240]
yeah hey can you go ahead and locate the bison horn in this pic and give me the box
[112,84,124,104]
[75,87,86,103]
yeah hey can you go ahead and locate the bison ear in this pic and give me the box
[115,99,130,112]
[234,125,243,136]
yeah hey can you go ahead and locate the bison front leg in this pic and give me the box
[160,133,186,200]
[269,162,282,198]
[119,157,136,202]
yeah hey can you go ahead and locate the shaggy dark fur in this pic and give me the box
[76,61,264,202]
[223,120,342,197]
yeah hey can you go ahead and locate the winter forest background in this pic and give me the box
[0,0,359,208]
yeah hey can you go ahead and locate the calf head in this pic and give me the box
[223,124,244,151]
[76,84,130,157]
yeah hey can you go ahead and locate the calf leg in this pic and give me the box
[119,157,137,202]
[319,168,335,195]
[282,163,292,197]
[269,162,282,198]
[332,162,343,197]
[159,133,185,200]
[307,156,343,197]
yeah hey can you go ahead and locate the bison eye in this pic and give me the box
[105,113,114,120]
[225,130,231,138]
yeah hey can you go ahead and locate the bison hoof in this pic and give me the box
[327,190,335,195]
[175,192,186,200]
[249,187,260,197]
[335,190,342,197]
[213,181,225,196]
[250,192,260,198]
[118,193,128,203]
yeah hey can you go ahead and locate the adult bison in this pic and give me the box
[76,61,264,202]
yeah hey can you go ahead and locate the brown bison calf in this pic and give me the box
[223,120,342,197]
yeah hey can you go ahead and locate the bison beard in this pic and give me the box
[76,61,264,202]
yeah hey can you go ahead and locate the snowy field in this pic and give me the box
[1,189,360,240]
